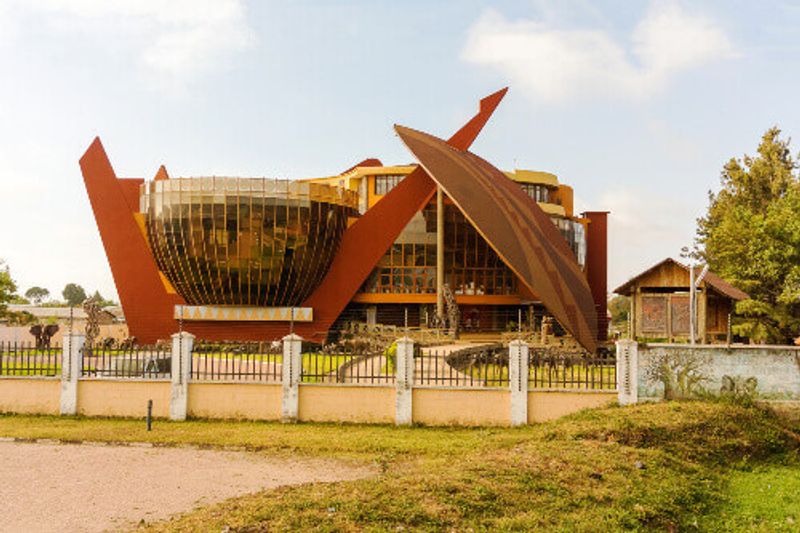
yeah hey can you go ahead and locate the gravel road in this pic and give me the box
[0,441,372,532]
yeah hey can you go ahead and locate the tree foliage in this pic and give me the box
[696,127,800,343]
[608,295,630,325]
[90,290,116,307]
[24,286,49,305]
[62,283,87,306]
[0,260,18,318]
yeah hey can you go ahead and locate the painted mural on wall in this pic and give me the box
[638,345,800,401]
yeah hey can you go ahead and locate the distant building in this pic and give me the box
[0,305,127,345]
[6,305,119,326]
[614,258,748,343]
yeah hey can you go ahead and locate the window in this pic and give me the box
[519,183,551,203]
[374,175,404,195]
[552,218,587,267]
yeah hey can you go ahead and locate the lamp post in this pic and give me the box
[689,262,709,345]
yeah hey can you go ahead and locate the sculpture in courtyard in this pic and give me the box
[29,324,59,349]
[83,296,102,355]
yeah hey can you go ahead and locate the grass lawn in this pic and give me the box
[459,363,617,389]
[699,459,800,531]
[1,401,798,531]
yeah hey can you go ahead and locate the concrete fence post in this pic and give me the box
[281,333,303,422]
[615,339,639,405]
[170,331,194,421]
[395,337,415,426]
[60,333,84,415]
[509,340,529,426]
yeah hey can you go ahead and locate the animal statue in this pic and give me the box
[720,375,758,400]
[29,324,59,349]
[82,296,103,356]
[441,283,460,339]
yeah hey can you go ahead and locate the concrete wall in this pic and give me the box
[0,324,129,345]
[298,384,394,424]
[77,380,171,418]
[0,378,60,415]
[528,391,616,423]
[413,388,510,426]
[638,344,800,401]
[0,379,617,426]
[188,383,281,420]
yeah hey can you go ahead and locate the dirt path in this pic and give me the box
[417,344,491,386]
[0,441,373,533]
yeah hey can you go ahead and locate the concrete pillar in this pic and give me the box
[436,187,445,320]
[509,340,529,426]
[60,333,84,416]
[699,288,708,344]
[170,331,194,421]
[583,211,609,341]
[281,333,303,422]
[395,337,415,426]
[616,339,639,405]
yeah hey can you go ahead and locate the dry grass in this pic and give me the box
[2,401,797,531]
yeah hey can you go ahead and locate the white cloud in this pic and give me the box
[5,0,255,91]
[592,187,698,289]
[462,2,735,102]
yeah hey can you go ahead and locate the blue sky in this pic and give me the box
[1,0,799,301]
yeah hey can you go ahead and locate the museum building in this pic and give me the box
[80,89,607,352]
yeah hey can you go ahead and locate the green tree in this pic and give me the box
[0,260,18,318]
[24,286,49,305]
[62,283,87,306]
[696,127,800,343]
[608,295,630,325]
[90,290,116,307]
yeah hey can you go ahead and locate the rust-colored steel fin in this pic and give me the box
[302,89,509,337]
[447,87,508,150]
[394,124,598,353]
[80,138,184,344]
[154,165,170,181]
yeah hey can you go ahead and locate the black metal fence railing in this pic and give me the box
[415,346,509,388]
[529,351,616,390]
[81,345,171,379]
[191,341,282,382]
[301,347,395,384]
[0,341,61,377]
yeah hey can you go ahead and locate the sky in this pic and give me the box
[1,0,799,302]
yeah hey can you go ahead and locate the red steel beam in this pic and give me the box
[301,88,508,336]
[80,88,507,343]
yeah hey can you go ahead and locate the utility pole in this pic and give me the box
[436,187,445,321]
[689,262,695,345]
[689,262,709,345]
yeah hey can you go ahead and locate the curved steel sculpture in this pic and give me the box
[142,178,358,306]
[394,125,598,353]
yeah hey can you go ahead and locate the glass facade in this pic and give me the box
[553,217,587,267]
[141,178,358,306]
[360,202,587,297]
[361,205,517,295]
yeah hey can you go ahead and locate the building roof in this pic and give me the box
[395,124,598,353]
[613,258,749,300]
[504,169,559,187]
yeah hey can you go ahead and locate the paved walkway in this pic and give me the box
[0,441,372,533]
[417,343,491,386]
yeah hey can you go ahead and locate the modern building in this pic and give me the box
[303,166,601,333]
[614,258,748,343]
[80,89,607,352]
